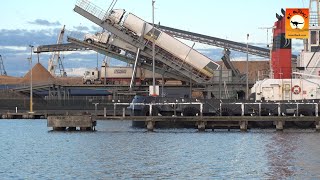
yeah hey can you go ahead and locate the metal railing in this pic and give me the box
[76,0,107,20]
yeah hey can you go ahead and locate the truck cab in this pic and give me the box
[105,9,126,25]
[84,32,110,44]
[83,69,100,84]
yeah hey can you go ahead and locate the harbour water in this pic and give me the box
[1,120,320,179]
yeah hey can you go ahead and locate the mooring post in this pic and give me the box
[241,103,244,116]
[94,103,99,115]
[258,103,261,116]
[240,121,248,132]
[149,104,153,116]
[122,107,125,117]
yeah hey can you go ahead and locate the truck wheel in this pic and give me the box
[105,19,112,24]
[86,39,93,44]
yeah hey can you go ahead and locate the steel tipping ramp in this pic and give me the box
[157,24,270,58]
[67,36,190,82]
[34,43,90,53]
[35,36,190,82]
[73,0,213,84]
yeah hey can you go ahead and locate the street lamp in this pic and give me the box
[28,45,34,113]
[246,34,249,100]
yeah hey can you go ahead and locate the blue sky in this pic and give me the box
[0,0,309,76]
[1,0,308,42]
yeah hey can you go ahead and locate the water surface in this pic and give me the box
[0,120,319,179]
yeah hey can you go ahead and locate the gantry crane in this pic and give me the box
[0,55,7,76]
[48,25,67,77]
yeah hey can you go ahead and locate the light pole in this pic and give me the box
[246,34,249,100]
[29,45,34,113]
[152,0,156,96]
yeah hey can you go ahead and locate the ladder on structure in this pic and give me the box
[73,0,213,84]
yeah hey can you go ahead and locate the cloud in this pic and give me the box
[91,25,102,32]
[73,25,90,31]
[0,28,61,47]
[0,46,27,51]
[28,19,61,26]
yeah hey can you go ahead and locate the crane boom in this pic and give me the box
[0,55,7,76]
[48,25,67,77]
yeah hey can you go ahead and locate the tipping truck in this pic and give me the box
[84,31,137,53]
[83,62,164,85]
[105,9,220,79]
[84,32,110,44]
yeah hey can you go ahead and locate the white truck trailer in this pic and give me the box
[83,62,163,85]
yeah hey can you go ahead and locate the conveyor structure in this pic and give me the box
[157,25,270,58]
[73,0,216,84]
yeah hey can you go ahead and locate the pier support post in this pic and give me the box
[240,121,248,132]
[275,120,284,131]
[197,121,206,132]
[316,121,320,131]
[146,120,155,132]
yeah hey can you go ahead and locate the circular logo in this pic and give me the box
[290,15,305,29]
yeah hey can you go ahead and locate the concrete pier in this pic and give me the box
[48,115,96,131]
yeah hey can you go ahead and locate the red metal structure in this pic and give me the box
[271,11,292,79]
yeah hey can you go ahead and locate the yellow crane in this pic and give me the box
[0,55,7,76]
[48,25,67,77]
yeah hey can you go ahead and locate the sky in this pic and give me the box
[0,0,310,77]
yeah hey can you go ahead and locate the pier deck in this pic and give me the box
[94,115,320,131]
